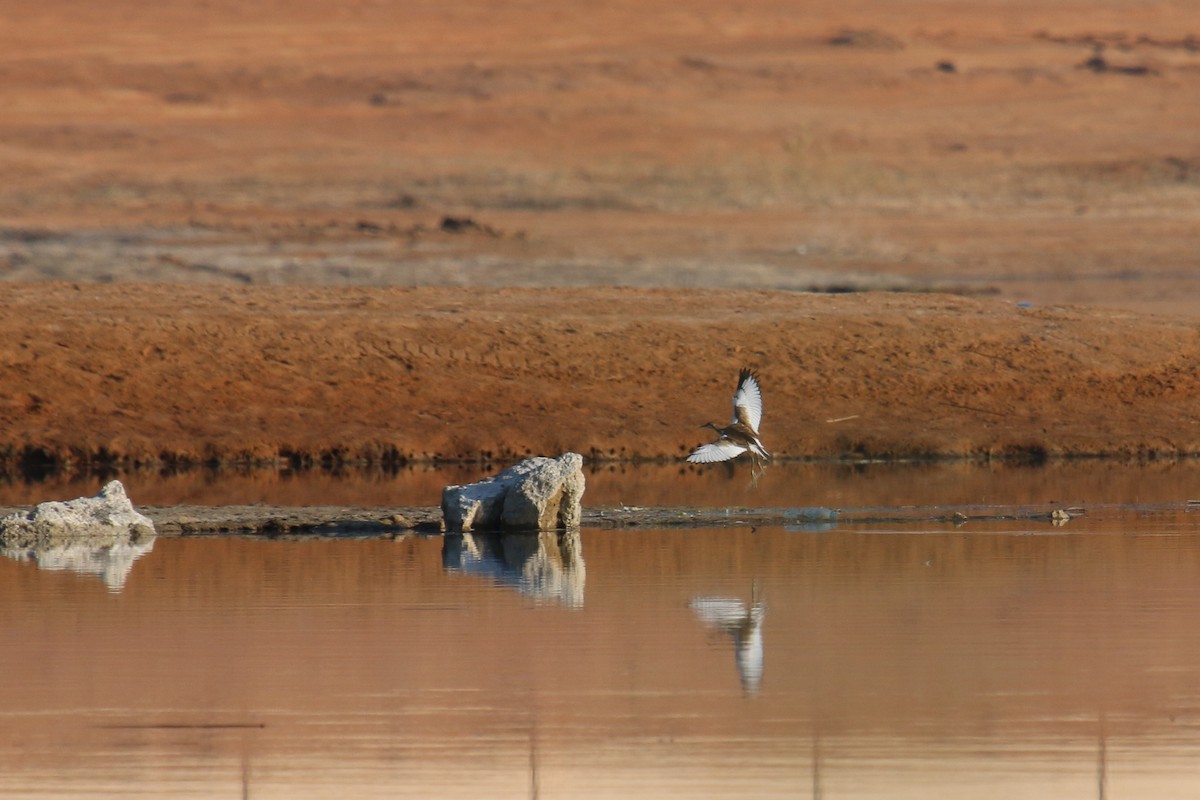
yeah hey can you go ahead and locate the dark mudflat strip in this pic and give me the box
[139,505,445,537]
[1,501,1137,539]
[586,504,1087,528]
[96,723,267,730]
[85,503,1102,537]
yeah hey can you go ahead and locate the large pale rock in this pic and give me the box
[0,480,156,548]
[442,453,585,532]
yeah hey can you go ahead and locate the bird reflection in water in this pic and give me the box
[442,529,586,608]
[690,583,765,694]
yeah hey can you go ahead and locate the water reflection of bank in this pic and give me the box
[8,459,1200,510]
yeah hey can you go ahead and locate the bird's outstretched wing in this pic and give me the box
[687,439,748,464]
[732,369,763,434]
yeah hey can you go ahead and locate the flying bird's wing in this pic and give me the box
[731,369,763,433]
[687,439,748,464]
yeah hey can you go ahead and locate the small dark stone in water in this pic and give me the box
[1078,47,1156,75]
[440,216,478,233]
[386,194,420,209]
[827,29,904,50]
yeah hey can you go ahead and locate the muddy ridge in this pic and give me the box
[3,284,1200,471]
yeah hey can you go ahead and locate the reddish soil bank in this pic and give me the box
[3,2,1200,470]
[2,283,1199,469]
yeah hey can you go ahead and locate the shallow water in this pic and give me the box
[4,508,1200,798]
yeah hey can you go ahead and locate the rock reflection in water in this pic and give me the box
[2,538,156,592]
[442,529,586,607]
[691,587,766,694]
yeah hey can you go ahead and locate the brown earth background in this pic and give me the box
[3,0,1200,472]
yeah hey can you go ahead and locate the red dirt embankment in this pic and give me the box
[3,283,1199,470]
[4,3,1200,471]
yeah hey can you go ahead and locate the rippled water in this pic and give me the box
[4,502,1200,798]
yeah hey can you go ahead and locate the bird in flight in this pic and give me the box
[687,368,770,480]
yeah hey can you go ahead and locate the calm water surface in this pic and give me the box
[4,501,1200,798]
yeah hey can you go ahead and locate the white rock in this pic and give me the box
[0,480,156,548]
[442,453,585,532]
[441,475,509,533]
